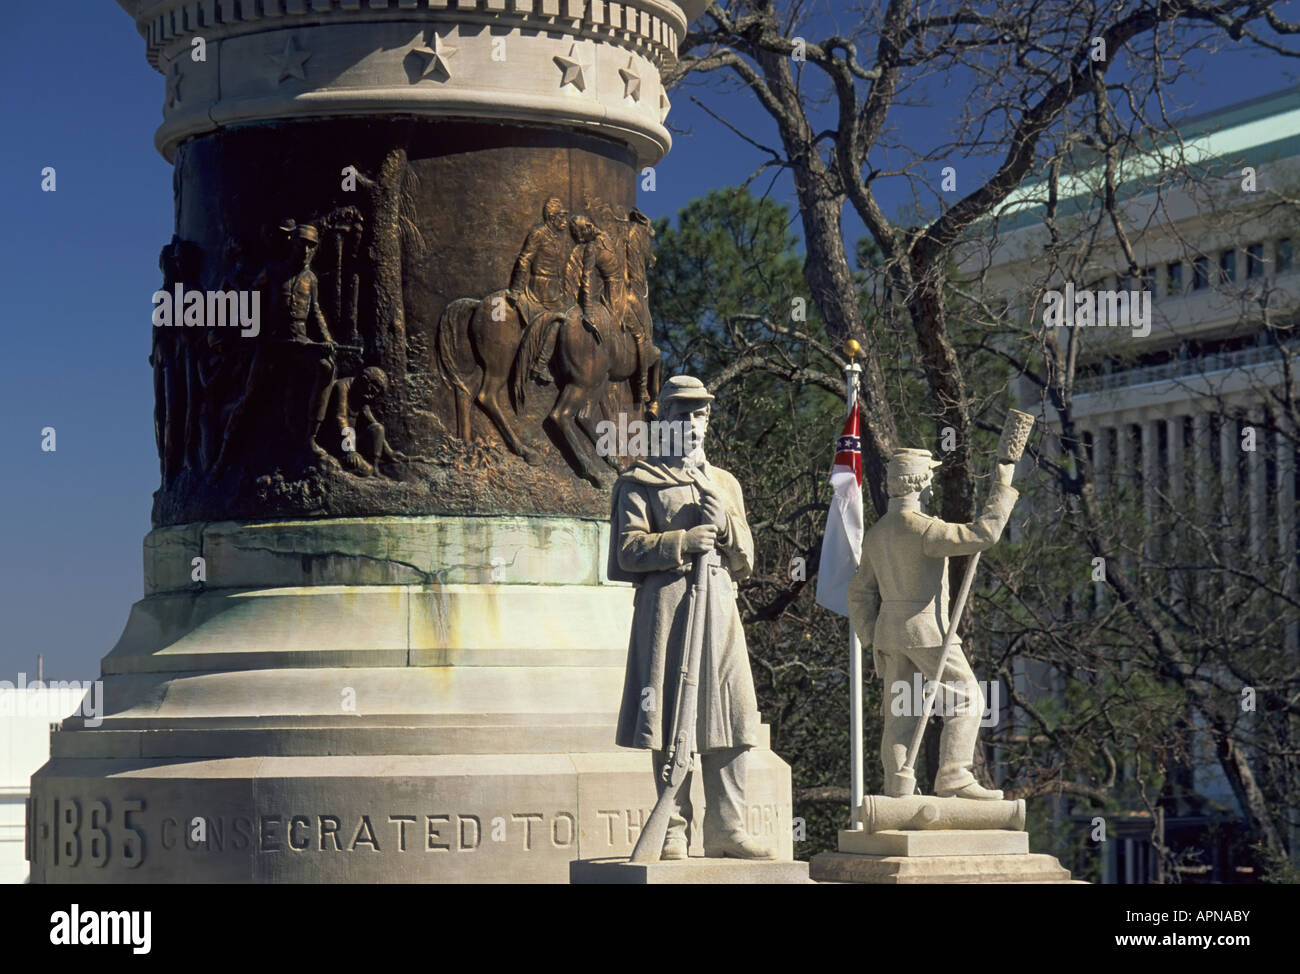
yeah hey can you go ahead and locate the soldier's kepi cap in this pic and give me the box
[291,224,320,244]
[888,447,942,478]
[655,374,717,416]
[657,375,714,414]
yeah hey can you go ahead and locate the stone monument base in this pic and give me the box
[810,828,1076,884]
[571,857,812,884]
[28,516,795,883]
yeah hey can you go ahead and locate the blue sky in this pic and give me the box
[0,2,1294,679]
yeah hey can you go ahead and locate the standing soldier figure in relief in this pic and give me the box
[608,376,773,860]
[848,448,1019,800]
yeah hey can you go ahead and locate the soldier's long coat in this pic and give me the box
[608,458,761,752]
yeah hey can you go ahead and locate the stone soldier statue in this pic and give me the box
[510,196,579,384]
[608,375,772,860]
[847,448,1018,801]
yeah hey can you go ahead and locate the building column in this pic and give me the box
[1142,418,1160,561]
[1193,412,1211,600]
[1111,420,1135,581]
[1280,425,1298,654]
[1220,413,1239,532]
[1116,420,1133,497]
[1167,415,1185,505]
[1168,415,1186,604]
[1248,409,1267,565]
[1088,425,1112,610]
[1093,425,1110,499]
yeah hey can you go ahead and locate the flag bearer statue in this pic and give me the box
[848,448,1019,800]
[607,375,773,861]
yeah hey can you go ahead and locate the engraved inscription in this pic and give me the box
[34,797,580,872]
[389,814,417,851]
[37,796,146,871]
[551,811,575,848]
[747,802,782,837]
[595,804,783,849]
[426,814,451,851]
[87,800,109,868]
[596,807,654,846]
[511,813,544,850]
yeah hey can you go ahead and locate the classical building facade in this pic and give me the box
[971,88,1300,882]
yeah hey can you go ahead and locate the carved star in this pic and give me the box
[166,60,183,108]
[554,43,590,92]
[619,57,641,102]
[269,36,311,84]
[410,30,458,81]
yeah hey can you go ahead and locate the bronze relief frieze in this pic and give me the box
[150,121,658,525]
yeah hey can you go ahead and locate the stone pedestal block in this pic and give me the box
[814,796,1077,883]
[809,850,1076,884]
[838,828,1029,857]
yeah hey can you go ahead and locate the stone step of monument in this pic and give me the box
[61,666,629,721]
[65,712,622,730]
[50,720,773,758]
[101,646,628,675]
[571,857,813,884]
[108,585,635,676]
[51,724,625,758]
[810,850,1077,884]
[838,828,1029,857]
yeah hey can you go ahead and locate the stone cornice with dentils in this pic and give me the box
[120,0,688,74]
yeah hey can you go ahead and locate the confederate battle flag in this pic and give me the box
[814,401,864,616]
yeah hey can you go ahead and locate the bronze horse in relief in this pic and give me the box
[433,200,661,486]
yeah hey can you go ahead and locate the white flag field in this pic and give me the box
[814,402,864,617]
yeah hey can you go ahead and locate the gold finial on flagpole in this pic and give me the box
[841,340,861,414]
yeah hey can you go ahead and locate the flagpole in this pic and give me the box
[843,340,864,829]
